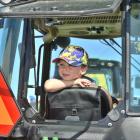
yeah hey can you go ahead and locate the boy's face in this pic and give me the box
[58,60,88,80]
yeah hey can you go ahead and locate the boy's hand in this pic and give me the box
[73,78,96,87]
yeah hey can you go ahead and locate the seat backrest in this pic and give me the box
[97,86,113,118]
[46,87,112,121]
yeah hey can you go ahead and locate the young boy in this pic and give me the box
[44,45,96,93]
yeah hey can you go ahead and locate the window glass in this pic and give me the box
[0,18,23,98]
[27,30,44,108]
[9,0,121,14]
[51,37,122,98]
[130,4,140,112]
[11,21,23,97]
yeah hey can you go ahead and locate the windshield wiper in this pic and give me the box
[111,38,140,69]
[103,39,140,73]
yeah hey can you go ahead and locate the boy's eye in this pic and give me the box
[57,63,68,67]
[58,64,64,67]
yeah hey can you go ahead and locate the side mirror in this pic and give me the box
[54,37,70,48]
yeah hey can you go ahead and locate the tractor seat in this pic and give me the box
[46,86,112,121]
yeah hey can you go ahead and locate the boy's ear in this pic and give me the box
[81,66,88,75]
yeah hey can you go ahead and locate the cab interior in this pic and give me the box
[0,0,123,122]
[22,15,123,122]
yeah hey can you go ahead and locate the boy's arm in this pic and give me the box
[44,79,74,93]
[44,78,95,93]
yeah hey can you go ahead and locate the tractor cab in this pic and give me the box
[86,59,122,98]
[0,0,140,140]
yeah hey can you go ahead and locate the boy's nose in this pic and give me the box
[63,65,70,70]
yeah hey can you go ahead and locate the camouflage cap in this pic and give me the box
[53,45,88,66]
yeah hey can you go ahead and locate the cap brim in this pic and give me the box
[52,58,83,67]
[52,58,61,63]
[52,58,68,63]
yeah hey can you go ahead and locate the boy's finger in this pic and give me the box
[79,82,85,87]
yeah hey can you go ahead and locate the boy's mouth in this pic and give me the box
[62,74,70,77]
